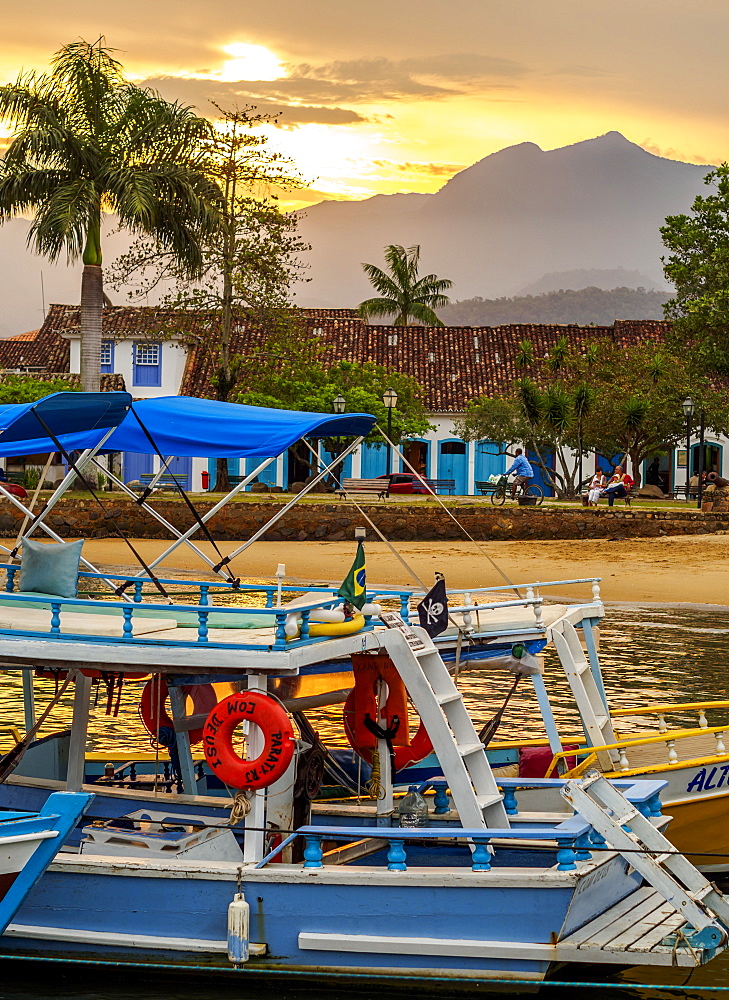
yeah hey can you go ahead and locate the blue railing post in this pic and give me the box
[122,606,133,641]
[471,838,492,871]
[303,835,323,868]
[5,566,17,593]
[133,581,144,603]
[199,584,209,607]
[265,589,274,609]
[555,838,577,871]
[399,594,411,622]
[589,827,606,849]
[387,838,407,871]
[574,832,593,861]
[49,602,61,636]
[274,613,287,647]
[197,610,209,643]
[501,787,519,816]
[648,794,663,818]
[300,610,310,642]
[433,783,450,814]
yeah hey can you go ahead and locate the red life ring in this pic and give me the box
[343,651,433,771]
[139,675,217,747]
[202,692,296,790]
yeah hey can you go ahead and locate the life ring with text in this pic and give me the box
[343,651,433,770]
[202,692,296,789]
[139,675,217,746]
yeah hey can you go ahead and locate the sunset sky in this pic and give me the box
[0,0,727,208]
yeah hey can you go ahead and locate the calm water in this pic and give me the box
[1,603,729,999]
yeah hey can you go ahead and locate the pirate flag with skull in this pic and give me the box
[417,576,448,637]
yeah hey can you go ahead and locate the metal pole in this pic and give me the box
[698,410,705,510]
[686,414,692,499]
[386,408,393,476]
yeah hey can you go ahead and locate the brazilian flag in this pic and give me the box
[337,541,366,610]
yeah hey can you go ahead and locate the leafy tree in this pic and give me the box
[110,105,309,490]
[358,244,452,326]
[661,164,729,366]
[0,38,221,392]
[456,339,729,497]
[234,320,433,484]
[0,374,77,404]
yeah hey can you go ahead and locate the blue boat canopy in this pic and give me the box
[0,392,133,457]
[100,396,377,458]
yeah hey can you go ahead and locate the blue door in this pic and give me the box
[437,440,468,494]
[322,445,352,482]
[166,456,192,490]
[246,456,277,488]
[526,449,555,497]
[475,442,505,485]
[361,443,388,479]
[123,452,152,484]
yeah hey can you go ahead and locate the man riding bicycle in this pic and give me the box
[505,448,534,499]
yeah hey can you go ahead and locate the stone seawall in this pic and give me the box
[2,498,728,542]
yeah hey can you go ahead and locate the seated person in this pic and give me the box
[602,466,632,507]
[585,471,606,507]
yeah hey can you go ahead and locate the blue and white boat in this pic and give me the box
[0,392,725,985]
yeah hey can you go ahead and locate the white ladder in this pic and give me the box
[550,618,618,769]
[563,773,729,936]
[381,628,509,828]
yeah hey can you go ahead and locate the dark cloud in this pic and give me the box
[141,75,366,125]
[141,51,524,125]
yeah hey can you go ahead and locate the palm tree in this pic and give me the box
[358,244,452,326]
[0,39,221,391]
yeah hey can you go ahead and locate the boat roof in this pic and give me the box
[0,392,132,457]
[95,396,376,458]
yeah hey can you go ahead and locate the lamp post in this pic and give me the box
[383,387,398,477]
[682,396,694,500]
[698,409,706,510]
[333,394,345,415]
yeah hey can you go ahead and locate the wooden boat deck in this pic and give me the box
[613,732,725,769]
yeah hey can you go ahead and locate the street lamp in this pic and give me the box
[383,387,398,476]
[333,394,346,414]
[682,396,695,499]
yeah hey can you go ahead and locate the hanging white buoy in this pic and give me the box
[227,892,250,963]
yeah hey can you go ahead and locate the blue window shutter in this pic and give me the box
[100,341,114,374]
[133,342,162,387]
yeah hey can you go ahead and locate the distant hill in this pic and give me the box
[294,132,709,308]
[440,286,672,327]
[516,268,667,296]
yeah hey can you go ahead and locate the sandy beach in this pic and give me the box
[77,534,729,606]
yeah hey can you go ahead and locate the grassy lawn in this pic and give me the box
[39,490,703,511]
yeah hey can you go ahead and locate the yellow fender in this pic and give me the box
[289,614,366,641]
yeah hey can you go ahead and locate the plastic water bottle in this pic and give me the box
[398,785,429,828]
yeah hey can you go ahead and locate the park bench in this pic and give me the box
[672,485,697,501]
[424,478,456,495]
[137,472,185,493]
[336,478,390,500]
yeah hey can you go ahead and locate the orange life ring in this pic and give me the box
[202,692,296,790]
[343,651,433,770]
[139,675,217,746]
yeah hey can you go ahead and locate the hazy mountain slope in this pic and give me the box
[440,286,671,326]
[294,132,709,308]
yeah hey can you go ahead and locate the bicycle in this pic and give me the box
[489,474,544,506]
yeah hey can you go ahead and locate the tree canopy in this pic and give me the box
[0,374,78,405]
[456,338,729,496]
[662,164,729,367]
[358,244,452,326]
[0,38,221,390]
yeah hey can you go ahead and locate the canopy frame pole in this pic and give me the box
[90,458,231,577]
[0,482,111,581]
[125,456,278,578]
[212,436,365,567]
[14,452,54,550]
[66,670,92,793]
[11,429,117,549]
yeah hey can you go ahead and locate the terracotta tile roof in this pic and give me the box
[35,303,672,412]
[6,329,41,342]
[0,315,68,372]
